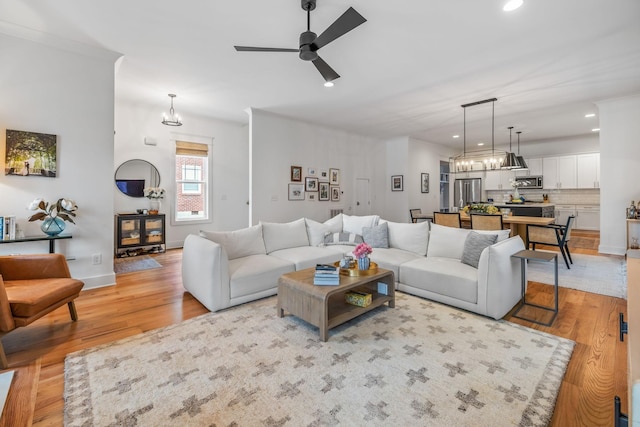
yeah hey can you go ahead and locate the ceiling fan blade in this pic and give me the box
[311,7,366,51]
[312,56,340,83]
[234,46,299,52]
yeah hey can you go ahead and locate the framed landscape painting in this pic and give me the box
[5,129,57,177]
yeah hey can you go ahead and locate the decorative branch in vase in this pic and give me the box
[28,197,78,236]
[144,187,165,214]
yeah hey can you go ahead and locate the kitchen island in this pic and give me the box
[494,203,555,218]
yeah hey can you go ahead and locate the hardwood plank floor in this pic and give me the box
[0,230,627,426]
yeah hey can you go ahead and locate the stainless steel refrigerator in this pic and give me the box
[453,178,482,208]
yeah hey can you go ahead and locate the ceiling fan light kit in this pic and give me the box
[234,0,366,85]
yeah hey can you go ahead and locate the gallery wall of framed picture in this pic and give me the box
[289,165,340,201]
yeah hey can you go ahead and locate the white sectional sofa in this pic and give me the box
[182,214,525,319]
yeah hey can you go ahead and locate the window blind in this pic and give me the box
[176,141,208,157]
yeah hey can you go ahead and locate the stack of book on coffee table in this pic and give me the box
[313,264,340,285]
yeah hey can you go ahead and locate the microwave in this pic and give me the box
[514,175,543,189]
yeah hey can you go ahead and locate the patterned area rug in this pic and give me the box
[64,294,574,426]
[114,255,162,274]
[526,252,626,299]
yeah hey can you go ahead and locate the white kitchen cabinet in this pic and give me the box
[577,153,600,189]
[543,156,577,189]
[575,205,600,230]
[514,157,543,177]
[555,205,577,229]
[484,169,514,190]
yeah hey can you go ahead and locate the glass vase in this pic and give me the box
[41,217,66,236]
[357,256,370,271]
[149,200,160,215]
[512,187,520,200]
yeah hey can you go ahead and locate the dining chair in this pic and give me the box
[470,213,504,231]
[0,254,84,368]
[432,212,461,228]
[526,215,575,269]
[409,209,422,223]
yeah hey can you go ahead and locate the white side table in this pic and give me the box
[511,249,558,326]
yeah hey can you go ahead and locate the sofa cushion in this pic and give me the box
[261,218,309,253]
[323,232,363,246]
[427,224,509,260]
[228,254,294,299]
[461,232,498,268]
[342,214,379,235]
[369,247,422,280]
[200,224,266,260]
[400,257,478,303]
[269,246,342,270]
[380,220,429,255]
[305,216,344,246]
[362,222,389,248]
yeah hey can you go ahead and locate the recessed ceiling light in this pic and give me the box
[324,81,334,88]
[585,113,596,118]
[503,0,523,11]
[592,128,600,132]
[478,142,484,146]
[453,135,460,139]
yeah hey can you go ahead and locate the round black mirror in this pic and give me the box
[114,159,160,198]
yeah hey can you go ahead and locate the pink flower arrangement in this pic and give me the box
[353,242,373,259]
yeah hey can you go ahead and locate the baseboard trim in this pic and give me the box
[599,245,626,256]
[80,273,116,290]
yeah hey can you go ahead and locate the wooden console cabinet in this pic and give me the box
[115,214,165,257]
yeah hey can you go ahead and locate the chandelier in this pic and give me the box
[452,98,508,172]
[162,94,183,127]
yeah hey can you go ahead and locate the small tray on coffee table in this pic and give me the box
[333,261,378,276]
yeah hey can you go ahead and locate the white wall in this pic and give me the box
[249,109,381,224]
[114,100,249,242]
[598,94,640,255]
[0,32,119,288]
[409,137,455,217]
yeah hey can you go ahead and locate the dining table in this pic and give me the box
[459,212,555,242]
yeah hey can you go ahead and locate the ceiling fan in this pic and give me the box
[234,0,366,84]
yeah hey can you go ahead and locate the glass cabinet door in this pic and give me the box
[120,218,141,247]
[144,217,164,245]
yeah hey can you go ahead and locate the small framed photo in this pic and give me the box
[305,177,319,192]
[307,167,316,176]
[391,175,403,191]
[329,168,340,185]
[306,192,316,201]
[291,166,302,182]
[330,185,340,201]
[319,169,328,180]
[288,183,304,200]
[421,173,429,193]
[319,182,330,201]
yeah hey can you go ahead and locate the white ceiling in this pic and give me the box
[1,0,639,149]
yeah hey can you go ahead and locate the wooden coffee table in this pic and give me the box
[277,267,395,341]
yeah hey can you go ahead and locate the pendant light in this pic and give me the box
[502,126,519,169]
[162,94,183,127]
[515,131,528,169]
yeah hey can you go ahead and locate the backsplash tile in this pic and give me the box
[487,189,600,206]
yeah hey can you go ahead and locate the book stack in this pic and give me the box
[313,264,340,286]
[0,216,16,241]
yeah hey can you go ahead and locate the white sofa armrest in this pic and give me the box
[182,234,230,312]
[476,236,525,319]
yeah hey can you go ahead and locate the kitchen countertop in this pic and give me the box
[494,203,554,208]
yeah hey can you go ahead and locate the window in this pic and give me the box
[175,141,209,222]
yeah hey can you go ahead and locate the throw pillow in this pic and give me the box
[323,232,364,246]
[261,218,309,253]
[362,222,389,248]
[200,224,266,260]
[461,232,498,268]
[384,220,429,255]
[342,214,380,235]
[305,215,344,246]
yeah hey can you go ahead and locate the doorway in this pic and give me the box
[439,161,450,212]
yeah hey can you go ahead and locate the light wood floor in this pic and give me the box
[0,230,626,426]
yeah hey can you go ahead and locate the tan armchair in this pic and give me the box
[0,254,84,369]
